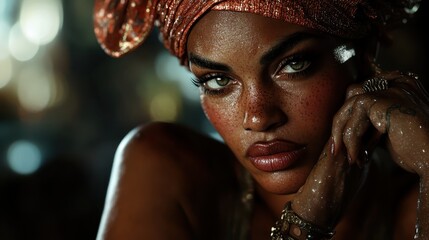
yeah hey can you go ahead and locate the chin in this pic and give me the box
[254,167,312,195]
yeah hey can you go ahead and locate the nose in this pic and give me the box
[242,83,288,132]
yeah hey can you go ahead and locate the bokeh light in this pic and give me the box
[7,140,43,175]
[19,0,63,45]
[0,21,10,60]
[0,1,5,14]
[16,64,54,112]
[0,57,13,89]
[149,92,180,122]
[155,51,200,101]
[405,3,420,14]
[8,22,39,61]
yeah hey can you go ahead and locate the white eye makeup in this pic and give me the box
[333,44,356,64]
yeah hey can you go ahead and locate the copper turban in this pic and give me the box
[93,0,421,64]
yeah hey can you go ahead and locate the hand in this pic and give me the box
[328,69,429,239]
[290,70,429,231]
[291,139,366,229]
[331,70,429,176]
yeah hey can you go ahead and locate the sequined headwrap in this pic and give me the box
[93,0,421,65]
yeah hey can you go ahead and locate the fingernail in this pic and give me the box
[330,137,335,156]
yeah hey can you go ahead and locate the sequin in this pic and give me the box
[93,0,421,64]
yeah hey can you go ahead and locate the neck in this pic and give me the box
[255,182,296,217]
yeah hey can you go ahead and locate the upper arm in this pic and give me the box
[97,123,195,240]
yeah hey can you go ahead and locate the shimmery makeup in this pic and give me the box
[333,45,355,64]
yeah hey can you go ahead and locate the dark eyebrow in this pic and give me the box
[189,53,231,72]
[260,32,321,66]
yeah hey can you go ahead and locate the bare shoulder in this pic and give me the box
[97,122,238,240]
[119,122,237,185]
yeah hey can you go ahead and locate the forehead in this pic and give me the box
[187,11,330,58]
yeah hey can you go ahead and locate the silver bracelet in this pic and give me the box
[270,201,335,240]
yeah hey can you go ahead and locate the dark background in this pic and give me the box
[0,1,428,239]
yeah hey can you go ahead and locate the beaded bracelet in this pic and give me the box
[270,201,335,240]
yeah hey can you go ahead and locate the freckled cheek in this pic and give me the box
[297,84,346,136]
[201,96,241,139]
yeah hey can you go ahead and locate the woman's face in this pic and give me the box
[187,11,360,195]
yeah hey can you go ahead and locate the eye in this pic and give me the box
[191,74,233,95]
[205,76,230,89]
[277,56,312,75]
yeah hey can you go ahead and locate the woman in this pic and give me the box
[93,0,428,239]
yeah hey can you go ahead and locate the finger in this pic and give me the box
[345,83,366,99]
[369,70,428,106]
[331,98,357,156]
[334,70,423,156]
[334,74,386,157]
[341,103,371,166]
[334,91,385,161]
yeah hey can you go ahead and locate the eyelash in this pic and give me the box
[275,53,313,78]
[191,73,232,95]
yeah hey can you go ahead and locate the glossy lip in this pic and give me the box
[246,140,306,172]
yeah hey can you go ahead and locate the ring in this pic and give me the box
[362,77,389,93]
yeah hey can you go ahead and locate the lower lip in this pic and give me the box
[249,149,304,172]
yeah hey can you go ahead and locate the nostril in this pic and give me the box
[241,85,288,132]
[242,108,288,132]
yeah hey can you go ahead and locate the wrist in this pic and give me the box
[291,199,339,229]
[271,201,335,240]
